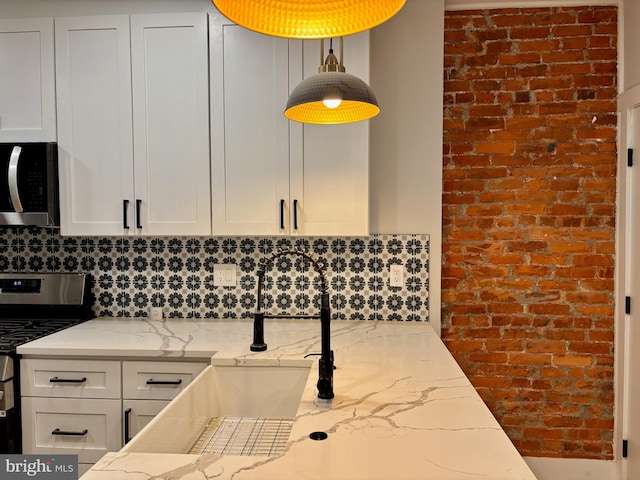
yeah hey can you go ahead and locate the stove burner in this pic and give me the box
[0,318,87,354]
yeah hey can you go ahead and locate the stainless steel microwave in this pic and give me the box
[0,143,60,227]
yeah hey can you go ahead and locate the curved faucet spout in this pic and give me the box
[255,248,328,314]
[250,247,334,400]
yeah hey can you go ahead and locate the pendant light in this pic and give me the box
[285,38,380,124]
[212,0,406,39]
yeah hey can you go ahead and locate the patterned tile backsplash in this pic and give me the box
[0,228,430,322]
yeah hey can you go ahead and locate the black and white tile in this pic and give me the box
[1,228,429,322]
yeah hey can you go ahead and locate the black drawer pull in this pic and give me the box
[50,376,87,384]
[52,428,88,436]
[146,378,182,386]
[124,408,132,444]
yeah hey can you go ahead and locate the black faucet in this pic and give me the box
[250,248,334,400]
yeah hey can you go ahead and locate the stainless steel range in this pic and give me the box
[0,272,92,453]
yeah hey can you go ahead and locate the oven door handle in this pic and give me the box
[8,146,24,213]
[50,376,87,384]
[52,428,88,436]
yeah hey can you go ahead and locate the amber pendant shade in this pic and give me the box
[212,0,406,39]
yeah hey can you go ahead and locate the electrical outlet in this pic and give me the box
[389,264,404,287]
[149,306,163,320]
[214,264,237,287]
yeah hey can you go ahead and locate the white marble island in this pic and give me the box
[18,318,537,480]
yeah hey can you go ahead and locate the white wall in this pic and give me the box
[369,0,444,332]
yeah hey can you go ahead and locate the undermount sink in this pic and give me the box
[122,361,312,455]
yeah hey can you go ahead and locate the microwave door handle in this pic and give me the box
[8,146,24,213]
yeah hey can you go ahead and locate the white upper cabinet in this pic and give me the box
[56,15,134,236]
[210,18,290,236]
[210,14,369,236]
[0,18,56,142]
[130,14,211,236]
[56,13,211,236]
[291,34,370,236]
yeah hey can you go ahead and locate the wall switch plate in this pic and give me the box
[389,264,404,287]
[214,264,237,287]
[149,306,163,320]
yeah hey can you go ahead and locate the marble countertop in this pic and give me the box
[18,318,538,480]
[17,317,225,359]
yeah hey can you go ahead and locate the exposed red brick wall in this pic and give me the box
[442,6,617,459]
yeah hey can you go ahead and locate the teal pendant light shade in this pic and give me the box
[285,38,380,124]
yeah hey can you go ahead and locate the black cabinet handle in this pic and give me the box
[293,199,298,230]
[50,376,87,383]
[52,428,88,436]
[124,407,132,444]
[136,199,142,229]
[123,199,130,229]
[279,199,285,230]
[145,379,182,385]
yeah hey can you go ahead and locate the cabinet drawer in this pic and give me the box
[122,361,206,400]
[21,359,121,399]
[21,397,121,463]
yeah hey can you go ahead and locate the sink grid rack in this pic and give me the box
[189,417,294,456]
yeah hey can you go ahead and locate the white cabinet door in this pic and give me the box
[57,13,211,237]
[210,14,369,236]
[131,14,211,236]
[56,15,135,236]
[289,33,370,236]
[0,18,56,142]
[210,15,290,236]
[123,399,169,442]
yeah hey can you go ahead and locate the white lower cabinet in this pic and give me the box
[21,358,207,470]
[122,361,206,400]
[22,397,121,469]
[123,399,169,442]
[20,358,122,399]
[122,361,206,443]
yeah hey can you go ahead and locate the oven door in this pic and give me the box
[0,354,18,453]
[0,375,15,412]
[0,142,59,227]
[0,378,17,453]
